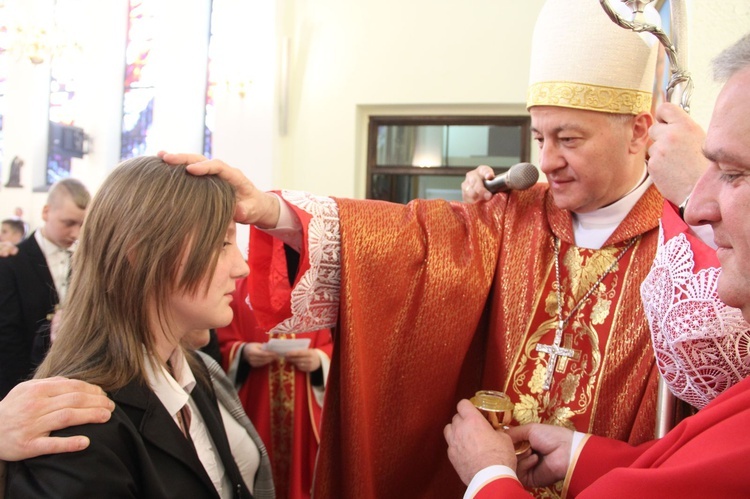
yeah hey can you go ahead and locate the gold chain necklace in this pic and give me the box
[536,235,639,390]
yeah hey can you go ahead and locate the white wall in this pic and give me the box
[212,0,276,188]
[277,0,546,198]
[684,1,750,130]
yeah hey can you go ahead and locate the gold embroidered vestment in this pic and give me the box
[311,184,663,499]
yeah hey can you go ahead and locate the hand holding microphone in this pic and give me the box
[462,163,539,203]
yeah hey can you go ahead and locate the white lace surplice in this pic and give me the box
[641,224,750,409]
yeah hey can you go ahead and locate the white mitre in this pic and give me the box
[527,0,659,115]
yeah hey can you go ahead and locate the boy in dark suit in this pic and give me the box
[0,178,90,399]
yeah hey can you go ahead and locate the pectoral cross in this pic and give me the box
[535,321,576,390]
[555,333,581,373]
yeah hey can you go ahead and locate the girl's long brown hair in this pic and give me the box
[35,156,235,391]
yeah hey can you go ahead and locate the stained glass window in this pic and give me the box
[47,48,81,184]
[45,0,85,185]
[121,0,157,160]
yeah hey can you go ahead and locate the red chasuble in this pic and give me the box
[216,230,333,499]
[264,185,663,498]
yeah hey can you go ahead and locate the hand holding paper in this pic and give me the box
[242,342,280,367]
[274,339,321,373]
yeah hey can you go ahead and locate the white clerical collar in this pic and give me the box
[142,347,197,419]
[572,167,652,249]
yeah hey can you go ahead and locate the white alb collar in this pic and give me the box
[572,167,651,248]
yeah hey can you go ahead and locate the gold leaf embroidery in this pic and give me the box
[545,289,558,316]
[560,373,581,404]
[590,293,611,325]
[528,363,547,394]
[564,246,618,301]
[514,394,542,425]
[547,406,576,430]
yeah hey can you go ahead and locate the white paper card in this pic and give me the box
[262,338,311,355]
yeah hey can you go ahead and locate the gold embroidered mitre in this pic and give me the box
[527,0,659,115]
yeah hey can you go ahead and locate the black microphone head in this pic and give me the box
[506,162,539,190]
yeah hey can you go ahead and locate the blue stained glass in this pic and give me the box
[121,0,156,160]
[46,2,81,185]
[121,89,154,159]
[46,152,72,185]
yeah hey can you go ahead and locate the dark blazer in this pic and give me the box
[0,233,57,398]
[7,366,254,498]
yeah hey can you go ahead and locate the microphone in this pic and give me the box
[483,162,539,194]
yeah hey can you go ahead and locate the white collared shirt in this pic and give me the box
[35,230,74,302]
[572,168,652,249]
[218,402,260,494]
[143,349,233,499]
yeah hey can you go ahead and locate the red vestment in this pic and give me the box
[659,201,718,271]
[471,373,750,498]
[216,230,333,499]
[265,185,663,498]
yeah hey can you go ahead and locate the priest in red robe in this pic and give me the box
[216,228,333,499]
[444,30,750,499]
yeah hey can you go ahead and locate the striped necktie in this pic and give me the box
[178,402,193,440]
